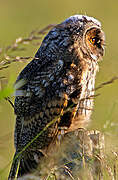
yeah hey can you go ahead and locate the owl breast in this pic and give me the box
[80,60,98,116]
[67,60,99,131]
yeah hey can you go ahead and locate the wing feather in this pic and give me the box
[14,57,65,149]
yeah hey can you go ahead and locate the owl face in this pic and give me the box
[84,26,105,61]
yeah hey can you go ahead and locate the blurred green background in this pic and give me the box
[0,0,118,179]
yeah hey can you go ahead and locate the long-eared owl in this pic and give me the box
[8,15,105,179]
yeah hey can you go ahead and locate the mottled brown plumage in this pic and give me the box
[8,15,105,179]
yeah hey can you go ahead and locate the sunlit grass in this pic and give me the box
[0,77,14,101]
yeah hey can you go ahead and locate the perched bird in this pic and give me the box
[8,15,105,179]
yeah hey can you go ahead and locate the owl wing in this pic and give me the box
[14,57,65,148]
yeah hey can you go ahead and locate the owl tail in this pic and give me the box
[8,151,43,179]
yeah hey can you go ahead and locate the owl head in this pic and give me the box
[62,15,105,61]
[38,15,105,63]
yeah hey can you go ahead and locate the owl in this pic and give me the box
[8,15,105,179]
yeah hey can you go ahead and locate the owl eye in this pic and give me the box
[90,36,101,47]
[89,37,96,45]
